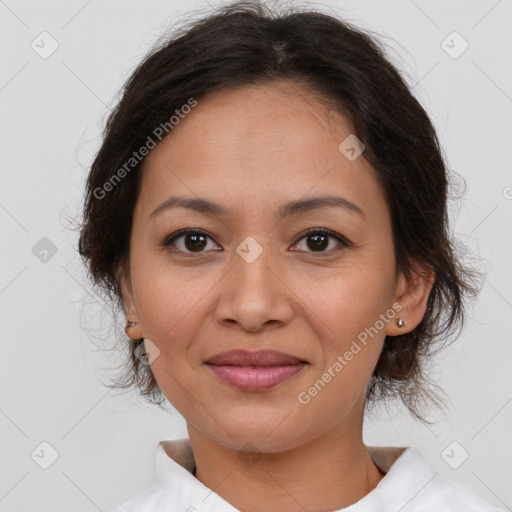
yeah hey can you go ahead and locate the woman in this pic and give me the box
[78,1,503,510]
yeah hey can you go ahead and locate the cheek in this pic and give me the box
[130,250,218,344]
[295,274,389,410]
[129,256,219,400]
[293,267,391,403]
[298,263,393,343]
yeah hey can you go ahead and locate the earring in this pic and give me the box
[396,317,405,328]
[125,320,140,337]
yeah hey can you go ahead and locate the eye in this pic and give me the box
[160,227,350,256]
[291,228,349,255]
[160,228,220,255]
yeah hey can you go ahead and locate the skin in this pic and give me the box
[120,80,434,511]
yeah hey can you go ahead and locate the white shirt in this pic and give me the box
[110,438,505,511]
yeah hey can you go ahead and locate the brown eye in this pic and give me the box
[182,232,208,252]
[292,229,349,255]
[162,229,219,254]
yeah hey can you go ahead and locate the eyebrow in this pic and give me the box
[149,194,365,220]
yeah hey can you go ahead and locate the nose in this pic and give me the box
[214,239,294,333]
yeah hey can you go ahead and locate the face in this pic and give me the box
[120,80,429,452]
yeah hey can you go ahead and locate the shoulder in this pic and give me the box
[376,447,505,512]
[407,473,506,511]
[108,483,167,512]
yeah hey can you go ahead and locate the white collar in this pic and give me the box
[154,438,435,511]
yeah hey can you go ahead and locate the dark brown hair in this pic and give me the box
[77,0,481,423]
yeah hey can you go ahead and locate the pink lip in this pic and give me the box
[205,349,306,366]
[206,363,307,391]
[204,349,308,391]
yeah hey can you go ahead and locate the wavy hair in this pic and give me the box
[77,0,482,424]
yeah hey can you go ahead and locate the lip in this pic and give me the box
[204,349,308,391]
[205,349,307,366]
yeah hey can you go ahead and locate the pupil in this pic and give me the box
[182,232,329,252]
[185,233,207,251]
[308,233,328,251]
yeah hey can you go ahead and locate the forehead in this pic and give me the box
[151,80,351,163]
[138,81,384,221]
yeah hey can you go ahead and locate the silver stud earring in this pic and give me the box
[396,317,405,328]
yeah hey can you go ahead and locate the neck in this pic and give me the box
[187,419,385,512]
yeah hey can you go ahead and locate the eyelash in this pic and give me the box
[159,227,351,257]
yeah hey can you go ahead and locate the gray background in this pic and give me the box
[1,0,511,510]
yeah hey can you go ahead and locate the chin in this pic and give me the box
[207,410,308,453]
[222,434,297,454]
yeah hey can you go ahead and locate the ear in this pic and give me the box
[117,263,143,339]
[385,260,435,336]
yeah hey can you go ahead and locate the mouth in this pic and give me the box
[204,349,308,391]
